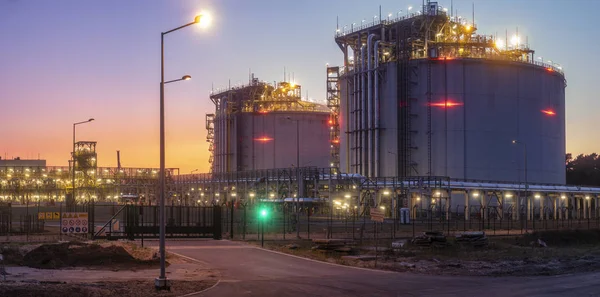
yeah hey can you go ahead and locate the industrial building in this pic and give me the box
[332,1,565,185]
[0,144,178,205]
[207,75,331,173]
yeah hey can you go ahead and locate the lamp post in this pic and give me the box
[287,116,300,239]
[157,15,202,291]
[512,140,527,220]
[71,118,94,210]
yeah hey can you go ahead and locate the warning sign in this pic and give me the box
[39,212,61,221]
[61,212,89,234]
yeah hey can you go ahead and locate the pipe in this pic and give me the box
[374,40,381,178]
[351,58,357,172]
[360,45,367,176]
[367,34,379,177]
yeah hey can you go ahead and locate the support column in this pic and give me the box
[585,197,590,219]
[553,196,557,221]
[539,195,544,220]
[527,196,532,221]
[498,194,504,220]
[481,192,487,220]
[446,190,451,222]
[464,191,470,221]
[596,196,599,219]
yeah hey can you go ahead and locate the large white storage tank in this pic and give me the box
[335,7,566,185]
[378,58,566,184]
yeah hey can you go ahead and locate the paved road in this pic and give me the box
[160,240,600,297]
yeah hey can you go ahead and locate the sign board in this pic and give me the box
[38,212,61,221]
[61,212,89,234]
[370,208,384,223]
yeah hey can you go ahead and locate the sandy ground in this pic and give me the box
[0,241,219,297]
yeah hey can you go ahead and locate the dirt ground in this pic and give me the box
[0,280,216,297]
[0,241,218,296]
[252,230,600,277]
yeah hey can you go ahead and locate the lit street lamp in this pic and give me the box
[157,14,203,291]
[71,118,94,210]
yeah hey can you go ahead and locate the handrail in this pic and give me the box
[93,204,127,238]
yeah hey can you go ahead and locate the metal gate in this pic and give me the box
[93,205,222,240]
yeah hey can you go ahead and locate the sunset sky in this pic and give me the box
[1,0,597,173]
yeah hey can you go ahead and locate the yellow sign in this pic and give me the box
[62,212,88,219]
[46,212,53,220]
[53,212,60,220]
[38,212,45,220]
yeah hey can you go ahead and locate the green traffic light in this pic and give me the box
[259,208,269,219]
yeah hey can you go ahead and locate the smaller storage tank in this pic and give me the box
[207,76,331,173]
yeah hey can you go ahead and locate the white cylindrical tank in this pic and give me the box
[356,58,566,184]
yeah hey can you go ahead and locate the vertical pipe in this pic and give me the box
[367,34,376,177]
[360,45,367,176]
[374,40,381,178]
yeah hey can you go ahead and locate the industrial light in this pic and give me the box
[249,193,255,197]
[195,12,212,29]
[215,193,220,197]
[380,206,385,210]
[383,190,390,195]
[535,194,541,199]
[270,193,275,197]
[495,39,504,49]
[510,34,520,46]
[541,109,556,116]
[231,193,237,197]
[344,194,351,198]
[586,196,590,200]
[429,101,463,108]
[561,195,566,199]
[255,136,273,142]
[505,193,513,198]
[416,197,421,201]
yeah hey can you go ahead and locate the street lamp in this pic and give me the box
[287,116,300,239]
[512,140,528,220]
[157,14,202,291]
[71,118,94,210]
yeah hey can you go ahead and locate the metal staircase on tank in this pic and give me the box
[326,66,341,173]
[205,114,215,173]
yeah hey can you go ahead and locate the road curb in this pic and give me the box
[168,250,222,297]
[176,279,221,297]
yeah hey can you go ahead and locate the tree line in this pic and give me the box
[566,153,600,186]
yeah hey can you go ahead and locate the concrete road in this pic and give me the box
[160,240,600,297]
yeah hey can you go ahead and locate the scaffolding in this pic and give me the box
[326,66,341,172]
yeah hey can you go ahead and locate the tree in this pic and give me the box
[566,153,600,186]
